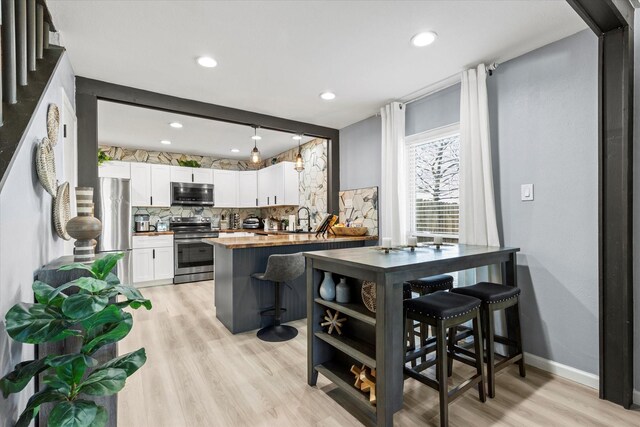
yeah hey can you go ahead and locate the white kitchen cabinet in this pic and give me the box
[237,171,258,207]
[150,165,171,207]
[192,168,214,184]
[132,235,174,285]
[170,166,213,184]
[98,161,131,179]
[130,163,151,206]
[132,248,155,283]
[170,166,192,183]
[131,163,170,207]
[258,162,299,207]
[213,170,238,207]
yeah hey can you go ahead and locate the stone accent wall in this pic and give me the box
[339,186,379,236]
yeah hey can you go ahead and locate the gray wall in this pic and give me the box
[405,83,461,135]
[339,114,381,191]
[488,29,599,375]
[0,53,75,426]
[339,29,601,378]
[634,7,640,394]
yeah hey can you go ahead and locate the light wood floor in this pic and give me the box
[118,281,640,427]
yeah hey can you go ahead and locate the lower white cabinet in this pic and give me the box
[132,235,174,285]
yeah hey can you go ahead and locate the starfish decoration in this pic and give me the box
[350,364,377,405]
[320,309,347,335]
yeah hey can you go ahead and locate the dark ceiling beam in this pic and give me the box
[565,0,634,409]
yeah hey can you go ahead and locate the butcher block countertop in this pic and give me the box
[132,231,174,236]
[203,233,378,249]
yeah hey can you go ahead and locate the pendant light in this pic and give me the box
[293,134,304,172]
[250,126,261,164]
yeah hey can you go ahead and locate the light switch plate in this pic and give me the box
[521,184,534,201]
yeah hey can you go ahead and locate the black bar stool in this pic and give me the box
[404,291,486,427]
[252,253,305,342]
[404,275,454,364]
[450,282,525,398]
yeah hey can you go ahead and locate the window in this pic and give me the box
[406,124,460,239]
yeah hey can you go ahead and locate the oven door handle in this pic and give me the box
[175,239,211,244]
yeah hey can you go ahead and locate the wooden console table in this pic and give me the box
[304,244,520,426]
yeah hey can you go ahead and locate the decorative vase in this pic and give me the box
[319,272,336,301]
[336,278,350,303]
[66,187,102,262]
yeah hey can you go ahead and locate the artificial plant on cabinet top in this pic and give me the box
[0,253,151,427]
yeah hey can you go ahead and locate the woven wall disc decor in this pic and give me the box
[54,182,71,240]
[361,281,376,313]
[47,104,60,146]
[36,137,57,197]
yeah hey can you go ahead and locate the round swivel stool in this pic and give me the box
[252,253,305,342]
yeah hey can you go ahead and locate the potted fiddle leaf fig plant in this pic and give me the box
[0,253,151,427]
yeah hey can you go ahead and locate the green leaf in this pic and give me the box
[81,312,133,355]
[104,272,120,286]
[33,281,67,307]
[43,374,72,395]
[77,368,127,396]
[48,400,100,427]
[5,303,70,344]
[92,405,108,427]
[0,358,48,398]
[91,253,124,280]
[114,285,152,310]
[50,329,84,342]
[62,293,109,319]
[48,353,98,369]
[80,305,124,333]
[15,387,68,427]
[70,277,111,293]
[58,262,96,277]
[99,348,147,377]
[52,354,98,388]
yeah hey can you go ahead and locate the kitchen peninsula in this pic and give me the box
[205,233,377,333]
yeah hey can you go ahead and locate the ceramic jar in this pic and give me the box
[336,278,350,303]
[319,272,336,301]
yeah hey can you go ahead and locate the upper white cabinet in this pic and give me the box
[150,165,171,207]
[258,162,299,207]
[193,168,214,184]
[213,170,238,207]
[237,171,258,207]
[130,163,171,207]
[170,166,213,184]
[98,161,131,179]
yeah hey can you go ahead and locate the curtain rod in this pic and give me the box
[402,62,499,105]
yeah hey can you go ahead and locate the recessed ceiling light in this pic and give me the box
[230,148,240,153]
[169,122,183,129]
[411,31,437,47]
[197,56,218,68]
[292,135,303,141]
[320,92,336,101]
[160,140,171,145]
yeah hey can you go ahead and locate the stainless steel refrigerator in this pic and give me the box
[96,177,133,285]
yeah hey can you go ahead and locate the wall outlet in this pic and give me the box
[521,184,534,201]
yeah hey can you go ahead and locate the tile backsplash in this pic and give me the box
[339,186,379,236]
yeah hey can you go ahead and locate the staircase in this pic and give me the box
[0,0,64,190]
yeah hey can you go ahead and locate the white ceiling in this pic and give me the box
[50,1,586,129]
[98,101,314,159]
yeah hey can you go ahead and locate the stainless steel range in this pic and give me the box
[170,216,218,284]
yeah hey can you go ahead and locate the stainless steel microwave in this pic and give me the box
[171,182,215,206]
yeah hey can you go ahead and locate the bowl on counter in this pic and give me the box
[330,226,368,236]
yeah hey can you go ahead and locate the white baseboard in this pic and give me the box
[524,353,640,405]
[524,352,599,389]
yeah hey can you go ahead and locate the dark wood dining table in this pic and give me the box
[304,244,520,426]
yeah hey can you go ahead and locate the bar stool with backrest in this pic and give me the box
[252,253,305,342]
[404,291,486,427]
[450,282,525,398]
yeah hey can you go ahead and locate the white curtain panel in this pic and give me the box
[459,64,501,282]
[380,102,408,246]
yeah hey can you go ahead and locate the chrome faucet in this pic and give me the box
[297,207,312,232]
